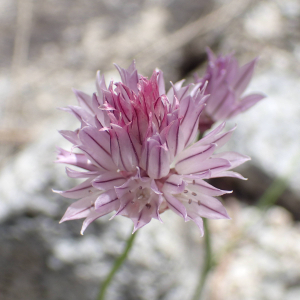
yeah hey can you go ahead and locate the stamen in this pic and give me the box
[146,203,151,209]
[184,190,188,193]
[139,186,142,189]
[188,199,192,204]
[193,180,195,185]
[88,190,92,193]
[198,200,201,206]
[192,192,197,196]
[129,190,132,193]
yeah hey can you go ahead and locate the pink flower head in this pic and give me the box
[54,61,250,235]
[194,48,265,132]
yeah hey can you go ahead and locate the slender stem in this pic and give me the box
[97,229,138,300]
[192,218,213,300]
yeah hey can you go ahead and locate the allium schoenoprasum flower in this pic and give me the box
[54,61,250,235]
[194,48,265,132]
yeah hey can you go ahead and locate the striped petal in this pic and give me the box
[59,130,80,146]
[95,189,118,210]
[93,172,126,191]
[212,151,250,169]
[114,61,139,94]
[81,199,120,234]
[55,147,98,171]
[73,88,94,115]
[184,194,230,219]
[174,144,216,174]
[210,170,247,180]
[163,174,186,194]
[60,194,99,223]
[110,124,139,172]
[53,178,96,199]
[65,167,100,179]
[233,58,257,97]
[164,192,187,220]
[142,137,170,179]
[186,178,231,196]
[79,128,116,171]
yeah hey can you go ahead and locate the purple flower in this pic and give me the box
[194,48,265,132]
[54,61,249,235]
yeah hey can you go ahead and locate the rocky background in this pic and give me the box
[0,0,300,299]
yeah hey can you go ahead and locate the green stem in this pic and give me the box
[192,218,213,300]
[97,228,138,300]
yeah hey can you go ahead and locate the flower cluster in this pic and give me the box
[194,48,265,132]
[55,61,251,235]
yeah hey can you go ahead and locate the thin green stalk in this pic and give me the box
[192,218,213,300]
[97,229,138,300]
[257,176,288,210]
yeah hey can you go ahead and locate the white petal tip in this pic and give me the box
[109,213,117,221]
[52,189,61,194]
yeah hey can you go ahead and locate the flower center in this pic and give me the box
[135,186,151,202]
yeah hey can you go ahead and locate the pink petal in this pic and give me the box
[59,130,80,146]
[110,124,139,172]
[229,93,266,118]
[186,194,230,219]
[80,126,111,154]
[212,151,250,169]
[114,192,135,217]
[179,96,206,147]
[92,172,126,191]
[174,144,217,174]
[164,119,185,161]
[206,47,216,62]
[79,128,116,171]
[95,189,118,210]
[178,158,231,176]
[169,80,189,102]
[196,124,236,149]
[157,69,166,96]
[73,88,94,115]
[96,70,107,99]
[163,174,186,194]
[186,212,204,236]
[187,179,231,196]
[91,93,111,127]
[210,170,247,180]
[232,58,257,97]
[81,199,120,234]
[132,194,163,232]
[53,178,96,199]
[199,122,226,143]
[115,178,135,199]
[55,147,98,171]
[60,194,97,223]
[163,192,188,221]
[114,61,139,94]
[65,167,100,179]
[143,138,170,179]
[150,179,162,195]
[213,90,236,120]
[60,106,95,128]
